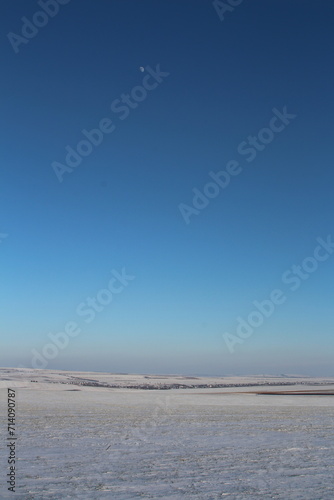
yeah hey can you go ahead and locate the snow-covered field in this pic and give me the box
[1,368,334,499]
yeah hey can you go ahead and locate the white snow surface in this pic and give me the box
[1,368,334,499]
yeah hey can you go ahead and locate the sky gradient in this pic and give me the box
[1,0,334,376]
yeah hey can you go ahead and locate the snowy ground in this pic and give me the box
[1,368,334,499]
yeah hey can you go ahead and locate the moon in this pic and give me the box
[139,66,145,72]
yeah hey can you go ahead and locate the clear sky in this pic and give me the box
[1,0,334,376]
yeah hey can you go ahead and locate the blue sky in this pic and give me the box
[1,0,334,376]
